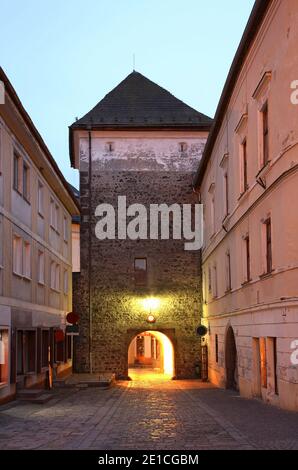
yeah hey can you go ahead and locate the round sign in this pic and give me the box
[55,329,65,343]
[66,312,79,325]
[196,325,208,336]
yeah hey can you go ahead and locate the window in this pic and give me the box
[106,142,114,152]
[212,264,218,298]
[50,199,59,231]
[226,251,231,291]
[0,330,9,384]
[50,198,55,227]
[63,269,68,294]
[241,138,248,193]
[41,330,50,368]
[38,182,44,215]
[244,236,251,282]
[55,204,60,232]
[179,142,187,153]
[51,262,60,291]
[13,152,22,192]
[50,261,56,289]
[22,162,30,201]
[13,235,22,275]
[224,172,229,217]
[134,258,147,287]
[208,266,212,293]
[211,194,215,235]
[55,264,60,291]
[264,218,272,274]
[262,102,269,166]
[215,334,219,363]
[37,250,45,284]
[23,241,31,279]
[63,216,68,241]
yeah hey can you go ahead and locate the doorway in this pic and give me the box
[128,330,174,380]
[225,326,238,390]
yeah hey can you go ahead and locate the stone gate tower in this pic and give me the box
[69,71,212,378]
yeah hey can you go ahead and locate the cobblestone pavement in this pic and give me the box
[0,369,298,450]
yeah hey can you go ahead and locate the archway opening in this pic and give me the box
[128,330,174,380]
[225,326,239,390]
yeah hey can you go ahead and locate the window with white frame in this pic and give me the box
[208,183,215,236]
[37,250,45,284]
[50,261,60,291]
[63,269,68,294]
[38,182,44,215]
[212,264,218,298]
[55,204,59,232]
[63,216,68,241]
[23,241,31,279]
[22,161,30,201]
[13,235,22,275]
[13,151,22,193]
[55,264,60,291]
[50,198,55,227]
[226,250,232,291]
[50,198,60,232]
[50,261,56,289]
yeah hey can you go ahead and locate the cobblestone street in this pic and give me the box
[0,369,298,450]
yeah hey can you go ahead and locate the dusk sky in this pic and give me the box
[0,0,255,187]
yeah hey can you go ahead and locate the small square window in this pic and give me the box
[106,142,114,152]
[179,142,187,153]
[134,258,147,287]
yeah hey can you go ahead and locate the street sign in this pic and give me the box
[66,324,79,336]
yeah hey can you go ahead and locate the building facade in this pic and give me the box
[194,0,298,410]
[0,69,80,403]
[70,71,212,378]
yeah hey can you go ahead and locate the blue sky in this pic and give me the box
[0,0,255,188]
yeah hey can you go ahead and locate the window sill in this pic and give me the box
[238,188,249,201]
[225,288,232,294]
[50,225,60,235]
[38,281,45,287]
[256,160,271,179]
[23,196,31,205]
[241,279,252,286]
[0,382,8,389]
[50,287,60,293]
[23,275,32,282]
[12,270,23,279]
[259,270,274,280]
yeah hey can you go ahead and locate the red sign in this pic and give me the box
[55,329,65,343]
[66,312,79,325]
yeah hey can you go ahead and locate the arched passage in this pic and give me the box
[128,330,175,379]
[225,326,238,390]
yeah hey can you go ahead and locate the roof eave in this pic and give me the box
[69,122,213,167]
[0,67,80,213]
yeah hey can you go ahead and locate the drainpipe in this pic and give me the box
[88,128,93,374]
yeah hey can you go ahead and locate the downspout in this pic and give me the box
[88,128,93,373]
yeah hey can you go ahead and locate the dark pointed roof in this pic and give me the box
[70,71,212,130]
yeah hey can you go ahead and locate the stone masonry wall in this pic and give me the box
[73,134,206,378]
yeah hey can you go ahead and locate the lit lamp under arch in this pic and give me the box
[143,297,160,323]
